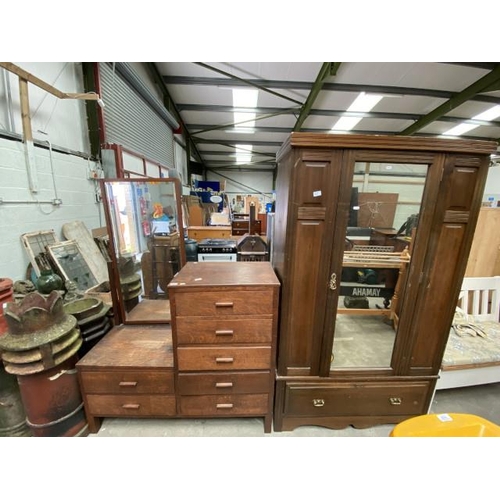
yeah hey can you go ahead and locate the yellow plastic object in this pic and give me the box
[389,413,500,437]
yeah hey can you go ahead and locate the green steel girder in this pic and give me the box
[146,62,204,164]
[293,62,341,132]
[190,107,300,136]
[401,65,500,136]
[194,62,303,105]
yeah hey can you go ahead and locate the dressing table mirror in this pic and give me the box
[100,178,186,324]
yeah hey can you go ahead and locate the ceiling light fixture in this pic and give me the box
[331,92,384,132]
[232,89,258,132]
[442,105,500,137]
[235,144,253,164]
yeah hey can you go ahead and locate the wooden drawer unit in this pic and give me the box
[180,394,269,416]
[76,325,175,433]
[169,262,280,432]
[274,379,433,431]
[86,394,176,417]
[284,381,430,417]
[173,290,274,317]
[178,372,270,395]
[175,317,273,344]
[177,346,272,371]
[79,370,174,394]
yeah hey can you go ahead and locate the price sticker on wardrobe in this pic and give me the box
[313,190,322,197]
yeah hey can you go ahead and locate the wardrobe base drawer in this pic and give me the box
[86,394,176,417]
[283,381,431,418]
[178,371,270,395]
[179,394,269,416]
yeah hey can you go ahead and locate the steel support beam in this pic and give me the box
[401,65,500,135]
[146,62,204,164]
[194,62,303,105]
[293,62,340,131]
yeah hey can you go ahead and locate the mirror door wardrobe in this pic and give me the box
[272,133,495,432]
[101,178,186,324]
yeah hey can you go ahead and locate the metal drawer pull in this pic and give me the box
[215,330,234,336]
[122,404,140,409]
[216,357,234,363]
[215,382,233,388]
[216,403,234,409]
[119,381,138,387]
[312,399,325,407]
[329,273,337,291]
[215,302,234,307]
[389,397,402,405]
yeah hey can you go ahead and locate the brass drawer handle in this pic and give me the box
[119,381,138,387]
[215,302,234,307]
[216,357,234,363]
[216,403,234,409]
[215,330,234,336]
[122,404,140,409]
[389,397,402,405]
[215,382,233,388]
[312,399,325,407]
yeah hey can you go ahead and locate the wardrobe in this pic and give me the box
[272,133,496,431]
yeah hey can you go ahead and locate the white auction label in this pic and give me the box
[313,190,322,197]
[437,414,453,422]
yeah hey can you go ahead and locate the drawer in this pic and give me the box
[284,381,430,417]
[174,290,274,317]
[175,317,273,344]
[178,371,270,395]
[79,370,174,394]
[177,346,272,371]
[180,394,269,416]
[86,394,176,417]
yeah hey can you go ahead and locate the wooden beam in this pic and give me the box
[19,78,32,141]
[0,62,99,101]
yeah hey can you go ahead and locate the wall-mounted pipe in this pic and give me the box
[2,68,15,132]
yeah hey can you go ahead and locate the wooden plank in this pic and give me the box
[465,207,500,277]
[62,221,109,284]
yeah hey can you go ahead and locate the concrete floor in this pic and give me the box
[90,382,500,437]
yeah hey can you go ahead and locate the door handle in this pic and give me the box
[329,273,337,291]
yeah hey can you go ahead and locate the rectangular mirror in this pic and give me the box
[100,178,186,324]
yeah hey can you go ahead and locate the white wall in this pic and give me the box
[0,145,103,281]
[483,164,500,205]
[207,170,275,211]
[0,63,91,154]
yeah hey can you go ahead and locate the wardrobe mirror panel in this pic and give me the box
[330,161,428,370]
[101,178,186,324]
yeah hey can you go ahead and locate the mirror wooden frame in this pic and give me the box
[100,177,186,325]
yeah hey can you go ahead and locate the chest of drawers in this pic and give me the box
[168,261,280,432]
[76,324,175,433]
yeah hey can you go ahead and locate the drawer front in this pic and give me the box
[174,290,274,317]
[284,382,430,417]
[175,317,273,344]
[180,394,269,416]
[178,372,270,395]
[177,346,272,371]
[86,394,176,417]
[79,370,174,394]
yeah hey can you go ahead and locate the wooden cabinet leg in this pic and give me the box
[264,414,273,433]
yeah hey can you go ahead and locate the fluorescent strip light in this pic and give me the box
[331,92,384,132]
[442,104,500,136]
[474,105,500,122]
[442,123,479,136]
[235,144,252,164]
[233,89,258,133]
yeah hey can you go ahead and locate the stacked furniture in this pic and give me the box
[272,132,496,432]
